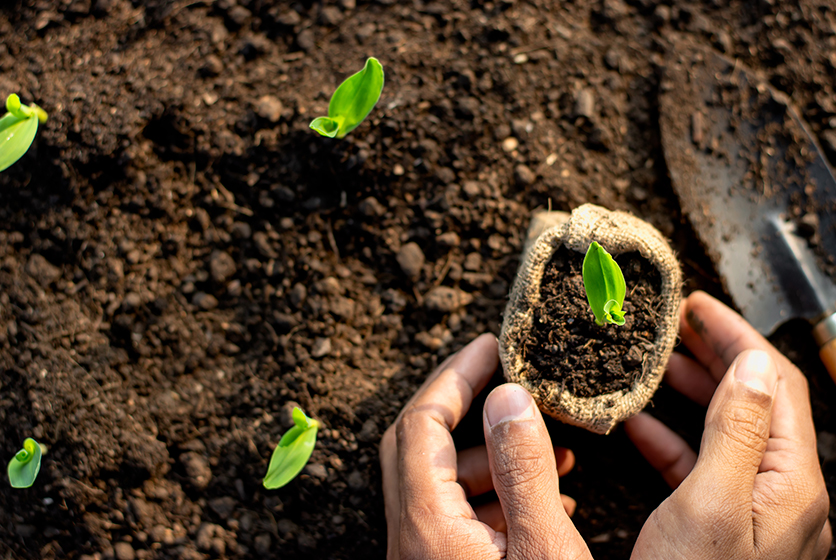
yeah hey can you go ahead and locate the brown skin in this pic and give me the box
[379,333,590,560]
[381,292,831,558]
[625,291,831,559]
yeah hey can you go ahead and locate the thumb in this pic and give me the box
[693,350,778,507]
[483,384,591,559]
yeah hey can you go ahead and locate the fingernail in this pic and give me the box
[733,350,777,396]
[485,384,535,428]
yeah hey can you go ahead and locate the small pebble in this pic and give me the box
[114,542,135,560]
[575,88,595,119]
[311,337,332,358]
[255,95,283,123]
[210,251,237,283]
[502,137,519,152]
[424,287,473,313]
[397,242,425,280]
[192,292,218,310]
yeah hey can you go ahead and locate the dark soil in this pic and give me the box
[2,1,836,559]
[522,246,661,398]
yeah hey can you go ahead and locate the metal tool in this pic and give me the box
[659,41,836,381]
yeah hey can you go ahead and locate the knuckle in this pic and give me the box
[716,399,770,455]
[492,438,551,490]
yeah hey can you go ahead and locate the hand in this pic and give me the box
[625,291,832,559]
[380,334,592,560]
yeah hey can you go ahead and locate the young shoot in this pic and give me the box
[0,94,48,172]
[310,57,384,139]
[264,407,319,489]
[582,241,627,326]
[8,438,43,489]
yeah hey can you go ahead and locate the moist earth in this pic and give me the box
[522,247,661,398]
[2,1,836,559]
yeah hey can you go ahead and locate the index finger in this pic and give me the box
[397,334,499,512]
[680,291,787,381]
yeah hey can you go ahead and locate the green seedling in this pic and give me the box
[0,94,48,172]
[8,438,43,489]
[310,57,384,139]
[582,241,627,326]
[264,407,319,489]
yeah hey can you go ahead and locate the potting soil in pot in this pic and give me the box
[520,245,662,399]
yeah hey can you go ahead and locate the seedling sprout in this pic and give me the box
[264,407,319,489]
[8,438,43,489]
[582,241,627,326]
[0,94,48,172]
[310,57,384,139]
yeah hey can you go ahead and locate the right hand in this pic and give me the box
[625,291,831,559]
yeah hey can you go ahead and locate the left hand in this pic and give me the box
[379,333,590,560]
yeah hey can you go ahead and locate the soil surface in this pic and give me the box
[522,247,661,398]
[2,1,836,559]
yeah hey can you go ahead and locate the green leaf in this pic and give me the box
[309,116,341,138]
[0,94,47,173]
[582,241,627,327]
[264,408,319,489]
[309,57,384,139]
[8,438,43,489]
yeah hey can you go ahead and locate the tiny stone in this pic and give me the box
[210,251,237,283]
[180,452,212,490]
[347,470,366,491]
[255,95,284,123]
[357,419,379,443]
[339,0,355,8]
[575,88,595,119]
[462,180,482,197]
[653,4,671,25]
[297,29,315,52]
[315,277,343,296]
[397,242,425,280]
[822,130,836,154]
[289,283,307,308]
[200,55,224,77]
[305,463,328,480]
[192,292,218,310]
[311,337,332,358]
[424,287,473,313]
[227,5,251,27]
[437,232,461,247]
[114,542,136,560]
[464,252,482,271]
[319,6,342,25]
[253,231,278,258]
[514,164,536,186]
[123,292,142,310]
[358,196,386,217]
[231,221,252,239]
[502,137,519,152]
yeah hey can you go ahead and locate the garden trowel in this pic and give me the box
[659,42,836,382]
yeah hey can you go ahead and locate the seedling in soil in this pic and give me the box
[310,57,384,139]
[264,407,319,489]
[582,241,627,326]
[7,438,43,489]
[0,94,48,172]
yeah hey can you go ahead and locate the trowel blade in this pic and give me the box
[659,42,836,335]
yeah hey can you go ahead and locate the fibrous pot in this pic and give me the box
[499,204,682,434]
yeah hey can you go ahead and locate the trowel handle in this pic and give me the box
[813,313,836,384]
